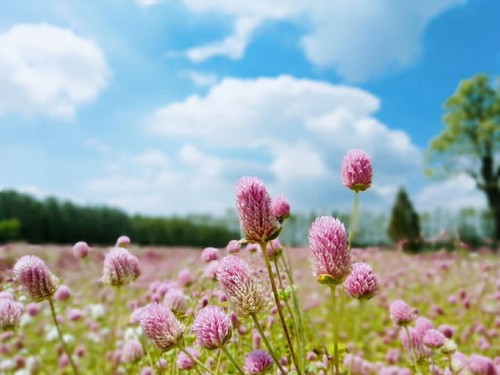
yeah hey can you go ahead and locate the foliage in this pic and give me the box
[426,73,500,245]
[387,188,421,251]
[0,218,21,242]
[0,190,238,247]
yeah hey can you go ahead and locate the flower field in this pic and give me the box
[1,155,499,375]
[0,241,498,374]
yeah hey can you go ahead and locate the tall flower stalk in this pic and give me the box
[235,176,301,374]
[342,149,373,246]
[13,256,79,375]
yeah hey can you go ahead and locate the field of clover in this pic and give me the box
[0,150,499,375]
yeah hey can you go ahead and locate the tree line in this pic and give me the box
[0,190,239,247]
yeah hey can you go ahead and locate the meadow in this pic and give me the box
[1,153,499,375]
[0,240,498,375]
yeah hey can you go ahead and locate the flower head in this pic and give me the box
[116,235,131,248]
[177,347,200,370]
[468,354,496,375]
[235,176,278,243]
[72,241,91,259]
[390,300,416,326]
[342,149,373,192]
[121,339,144,363]
[271,196,290,221]
[13,255,59,301]
[217,255,265,317]
[102,247,140,287]
[423,329,446,349]
[0,298,23,330]
[201,247,220,263]
[226,240,241,254]
[308,216,351,285]
[244,350,274,374]
[138,302,185,352]
[192,305,232,349]
[344,262,377,299]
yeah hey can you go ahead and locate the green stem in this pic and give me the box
[259,241,301,374]
[280,252,307,369]
[179,347,217,375]
[48,298,80,375]
[215,349,223,374]
[403,325,420,374]
[251,313,287,375]
[221,346,245,375]
[349,192,360,248]
[113,286,122,342]
[274,257,303,373]
[330,286,340,375]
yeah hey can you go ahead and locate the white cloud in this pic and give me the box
[415,174,486,211]
[141,75,422,213]
[0,23,110,118]
[178,0,466,81]
[186,17,260,62]
[84,75,484,215]
[181,70,219,87]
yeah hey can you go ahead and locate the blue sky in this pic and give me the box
[0,0,498,216]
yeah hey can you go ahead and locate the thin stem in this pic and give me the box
[179,347,217,375]
[280,252,307,369]
[259,241,301,374]
[403,326,420,374]
[215,349,223,374]
[221,346,245,375]
[113,286,122,342]
[330,286,340,375]
[251,313,287,375]
[348,192,360,248]
[274,257,303,373]
[448,354,456,375]
[48,298,79,375]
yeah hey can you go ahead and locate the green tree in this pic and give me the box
[426,74,500,247]
[387,188,421,251]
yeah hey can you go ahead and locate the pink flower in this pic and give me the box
[262,239,282,260]
[244,350,274,374]
[389,300,416,326]
[399,327,431,361]
[121,339,144,363]
[217,255,264,317]
[468,354,496,375]
[177,347,200,370]
[201,247,220,263]
[192,305,232,349]
[72,241,91,259]
[344,262,377,299]
[116,235,131,248]
[271,196,290,221]
[226,240,241,254]
[54,285,72,302]
[235,176,278,243]
[415,317,433,336]
[13,255,59,301]
[178,269,194,286]
[164,289,187,315]
[342,149,373,192]
[0,298,23,330]
[423,329,446,349]
[138,302,185,352]
[102,247,140,287]
[308,216,351,285]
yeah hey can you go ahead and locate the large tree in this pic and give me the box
[426,74,500,247]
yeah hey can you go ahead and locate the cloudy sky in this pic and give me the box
[0,0,498,216]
